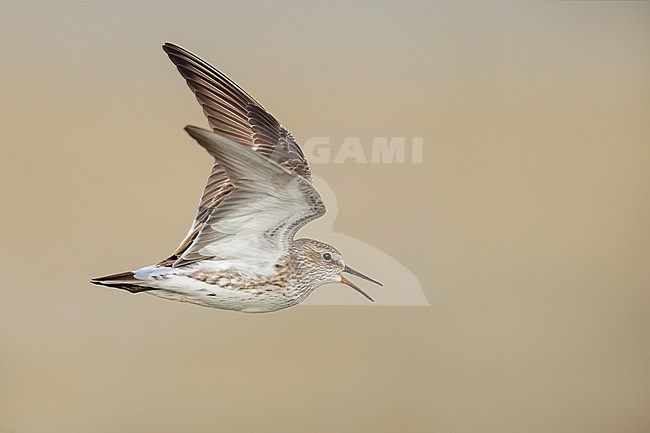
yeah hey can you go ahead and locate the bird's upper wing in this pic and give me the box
[160,42,313,266]
[177,127,325,268]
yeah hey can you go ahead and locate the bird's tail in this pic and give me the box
[90,271,153,293]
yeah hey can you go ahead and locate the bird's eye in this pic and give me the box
[322,253,332,261]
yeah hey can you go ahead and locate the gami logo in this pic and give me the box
[303,137,424,164]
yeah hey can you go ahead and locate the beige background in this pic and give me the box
[1,1,649,432]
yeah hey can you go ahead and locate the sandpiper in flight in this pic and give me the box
[91,43,381,313]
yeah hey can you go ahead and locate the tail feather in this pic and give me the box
[91,271,153,293]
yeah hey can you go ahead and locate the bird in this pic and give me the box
[91,42,382,313]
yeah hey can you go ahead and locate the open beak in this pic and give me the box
[340,265,383,302]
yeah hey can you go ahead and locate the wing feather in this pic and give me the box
[178,127,325,268]
[160,42,313,266]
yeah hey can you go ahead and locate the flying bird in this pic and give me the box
[91,43,381,313]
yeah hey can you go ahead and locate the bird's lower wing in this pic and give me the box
[173,127,325,268]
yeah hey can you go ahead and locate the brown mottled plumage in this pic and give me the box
[91,43,381,313]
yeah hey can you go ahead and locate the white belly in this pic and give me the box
[144,274,303,313]
[131,261,308,313]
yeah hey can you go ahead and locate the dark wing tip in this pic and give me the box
[162,42,196,65]
[162,41,183,53]
[184,125,236,161]
[184,124,203,138]
[185,125,210,149]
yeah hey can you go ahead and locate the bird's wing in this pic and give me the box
[173,127,325,268]
[160,42,313,266]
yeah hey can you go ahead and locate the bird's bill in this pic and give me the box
[340,276,375,302]
[343,265,383,287]
[340,265,382,302]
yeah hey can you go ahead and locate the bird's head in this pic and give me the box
[292,239,382,301]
